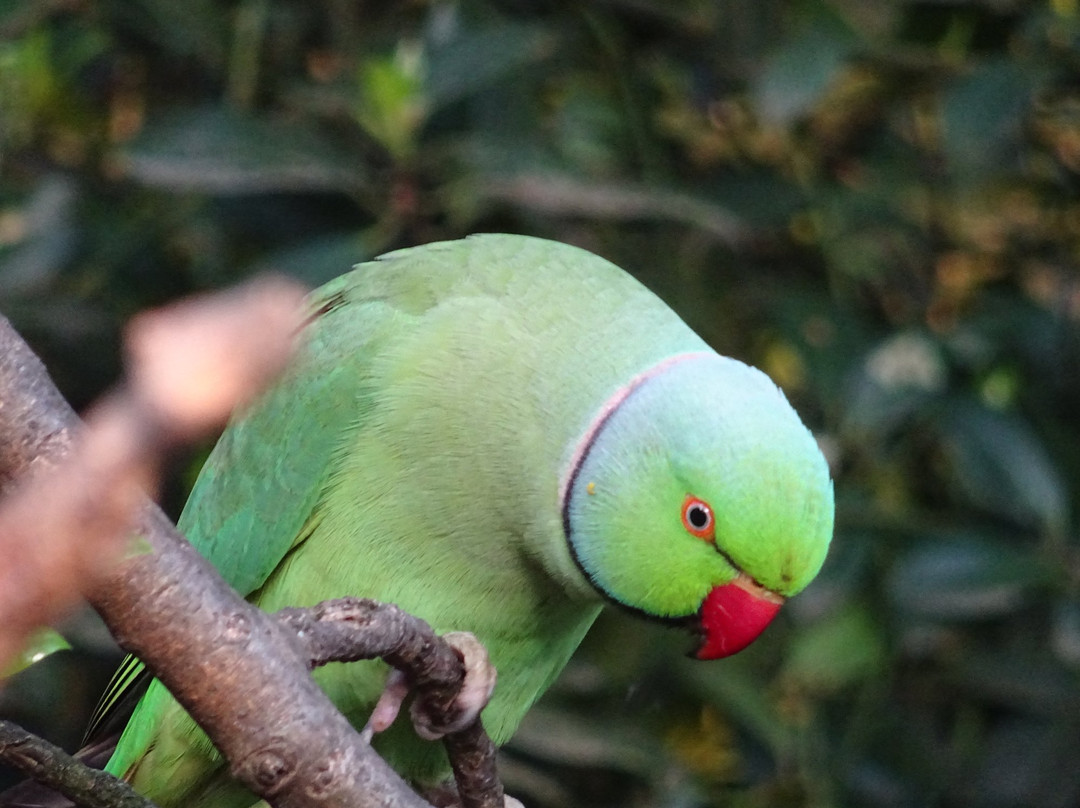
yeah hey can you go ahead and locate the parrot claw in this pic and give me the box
[362,668,410,740]
[411,631,497,741]
[363,632,496,742]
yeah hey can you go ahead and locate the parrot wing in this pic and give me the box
[85,267,410,741]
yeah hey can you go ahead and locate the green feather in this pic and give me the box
[100,234,833,806]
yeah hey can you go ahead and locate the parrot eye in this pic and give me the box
[681,495,715,541]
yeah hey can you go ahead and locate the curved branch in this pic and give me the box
[275,599,506,808]
[0,284,447,808]
[0,721,156,808]
[1,592,509,808]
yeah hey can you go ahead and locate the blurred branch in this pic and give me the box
[0,280,505,808]
[479,173,751,246]
[0,277,304,668]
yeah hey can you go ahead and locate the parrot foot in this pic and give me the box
[411,631,497,741]
[361,631,496,743]
[361,669,411,741]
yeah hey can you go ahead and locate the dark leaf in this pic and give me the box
[941,60,1034,178]
[887,532,1053,620]
[426,21,555,112]
[752,6,859,123]
[938,402,1068,536]
[118,108,367,195]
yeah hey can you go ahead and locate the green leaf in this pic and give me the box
[952,648,1080,716]
[887,532,1053,620]
[120,108,366,194]
[969,717,1080,806]
[426,22,554,112]
[3,628,71,678]
[251,230,374,287]
[941,59,1033,178]
[752,7,859,123]
[354,45,427,160]
[939,402,1068,536]
[783,604,885,693]
[123,0,229,69]
[709,171,807,227]
[844,332,946,440]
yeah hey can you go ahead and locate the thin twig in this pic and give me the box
[480,173,751,246]
[0,722,156,808]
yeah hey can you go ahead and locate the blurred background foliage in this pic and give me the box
[2,0,1080,806]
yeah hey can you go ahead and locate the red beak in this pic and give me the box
[696,574,784,660]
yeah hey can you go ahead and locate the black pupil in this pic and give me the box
[688,505,709,529]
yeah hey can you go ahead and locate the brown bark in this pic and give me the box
[0,281,507,808]
[0,722,155,808]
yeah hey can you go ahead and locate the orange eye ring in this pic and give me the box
[681,495,715,542]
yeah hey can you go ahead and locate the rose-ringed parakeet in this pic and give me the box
[93,234,833,806]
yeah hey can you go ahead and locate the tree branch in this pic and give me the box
[479,173,751,246]
[0,282,509,808]
[275,600,506,808]
[0,722,156,808]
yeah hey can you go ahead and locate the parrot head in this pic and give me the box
[561,352,833,659]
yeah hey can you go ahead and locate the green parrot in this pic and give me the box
[96,233,833,805]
